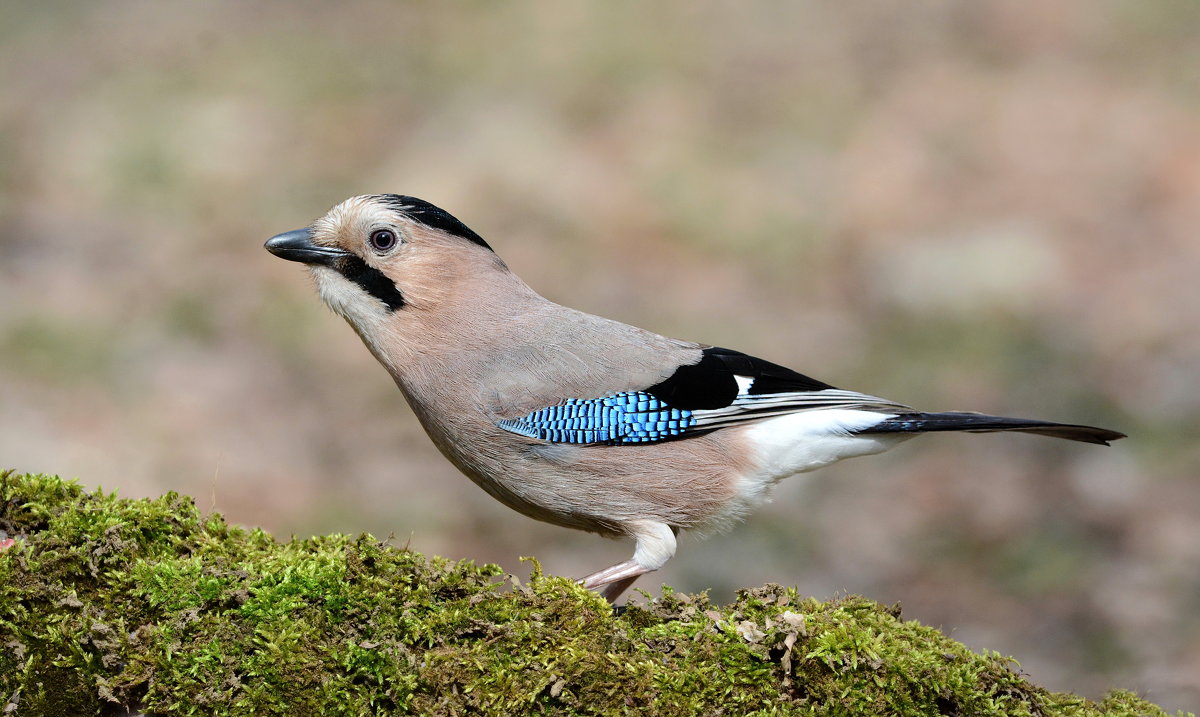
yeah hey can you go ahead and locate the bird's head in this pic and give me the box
[265,194,508,336]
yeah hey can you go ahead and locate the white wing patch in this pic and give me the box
[686,388,913,432]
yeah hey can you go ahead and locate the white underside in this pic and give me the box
[713,409,913,527]
[313,267,386,323]
[311,267,393,356]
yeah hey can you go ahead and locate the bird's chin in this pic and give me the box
[312,267,387,323]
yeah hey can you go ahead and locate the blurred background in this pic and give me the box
[1,0,1197,710]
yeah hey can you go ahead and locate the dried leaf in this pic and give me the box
[735,620,766,643]
[784,632,797,651]
[780,611,806,630]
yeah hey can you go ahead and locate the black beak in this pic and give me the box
[264,229,348,266]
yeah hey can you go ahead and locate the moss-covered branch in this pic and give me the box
[0,471,1185,716]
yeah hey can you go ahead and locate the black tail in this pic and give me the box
[858,411,1126,446]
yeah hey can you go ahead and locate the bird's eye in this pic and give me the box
[369,229,398,252]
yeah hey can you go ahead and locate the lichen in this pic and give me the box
[0,470,1188,716]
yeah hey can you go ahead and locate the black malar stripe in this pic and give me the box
[335,255,406,311]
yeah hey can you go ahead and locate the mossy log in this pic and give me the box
[0,470,1184,716]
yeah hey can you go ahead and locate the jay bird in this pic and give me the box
[266,194,1125,602]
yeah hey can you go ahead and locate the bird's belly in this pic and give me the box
[414,416,631,535]
[422,411,758,534]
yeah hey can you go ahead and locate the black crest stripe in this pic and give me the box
[373,194,493,252]
[335,255,406,311]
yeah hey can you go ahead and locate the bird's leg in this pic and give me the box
[598,575,642,602]
[581,520,677,604]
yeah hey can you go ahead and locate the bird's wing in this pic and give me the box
[496,346,912,445]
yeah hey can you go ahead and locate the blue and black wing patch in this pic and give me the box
[497,346,913,446]
[498,393,697,444]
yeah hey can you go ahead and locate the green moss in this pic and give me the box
[0,470,1187,716]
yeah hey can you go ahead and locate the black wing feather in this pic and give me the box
[644,346,836,410]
